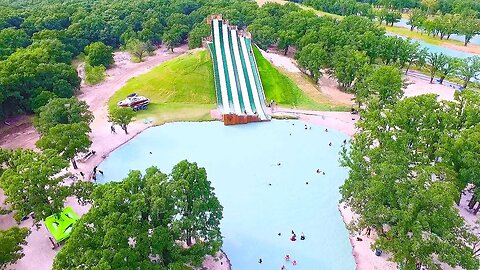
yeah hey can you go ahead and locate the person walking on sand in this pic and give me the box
[111,125,116,134]
[93,166,97,175]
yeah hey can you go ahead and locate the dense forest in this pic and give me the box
[1,0,479,121]
[0,0,259,120]
[297,0,480,46]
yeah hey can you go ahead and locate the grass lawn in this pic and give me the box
[108,50,217,124]
[253,47,349,111]
[384,25,466,46]
[109,46,348,125]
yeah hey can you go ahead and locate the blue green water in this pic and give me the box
[97,120,356,270]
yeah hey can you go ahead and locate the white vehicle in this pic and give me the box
[117,93,150,109]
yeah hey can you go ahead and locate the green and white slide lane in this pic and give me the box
[221,22,243,114]
[239,36,267,120]
[231,29,254,115]
[212,19,230,114]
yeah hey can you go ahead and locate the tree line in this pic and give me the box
[294,0,480,46]
[342,88,480,269]
[250,3,479,91]
[406,9,480,46]
[0,0,259,121]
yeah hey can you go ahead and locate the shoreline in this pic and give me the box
[1,45,469,269]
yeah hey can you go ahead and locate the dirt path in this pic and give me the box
[259,49,354,108]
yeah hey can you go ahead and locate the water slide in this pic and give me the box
[230,30,254,115]
[208,43,223,110]
[245,38,270,118]
[222,23,242,114]
[209,18,269,121]
[239,36,268,120]
[212,19,230,114]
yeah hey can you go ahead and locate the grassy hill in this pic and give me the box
[253,47,348,111]
[109,47,347,124]
[108,50,217,124]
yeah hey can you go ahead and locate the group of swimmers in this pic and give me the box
[258,230,305,268]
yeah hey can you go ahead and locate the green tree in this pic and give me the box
[277,30,297,55]
[407,9,427,31]
[457,16,480,46]
[170,160,223,249]
[421,0,439,14]
[404,44,428,74]
[163,24,189,52]
[188,23,210,49]
[332,46,369,89]
[36,123,91,169]
[248,24,277,50]
[437,56,461,84]
[34,97,93,134]
[294,43,328,82]
[84,41,113,68]
[53,164,223,269]
[29,39,72,64]
[457,56,480,88]
[126,39,154,62]
[341,94,480,270]
[0,46,79,119]
[0,227,30,269]
[0,28,30,60]
[108,106,135,134]
[426,52,448,83]
[29,91,57,113]
[0,149,69,223]
[354,65,404,107]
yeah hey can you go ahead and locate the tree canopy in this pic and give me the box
[84,41,113,68]
[341,90,480,269]
[35,123,92,168]
[0,149,71,223]
[53,161,223,270]
[33,97,93,134]
[0,227,30,269]
[108,106,135,134]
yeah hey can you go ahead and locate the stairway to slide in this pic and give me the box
[207,16,270,125]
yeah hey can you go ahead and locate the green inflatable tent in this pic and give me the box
[44,207,80,242]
